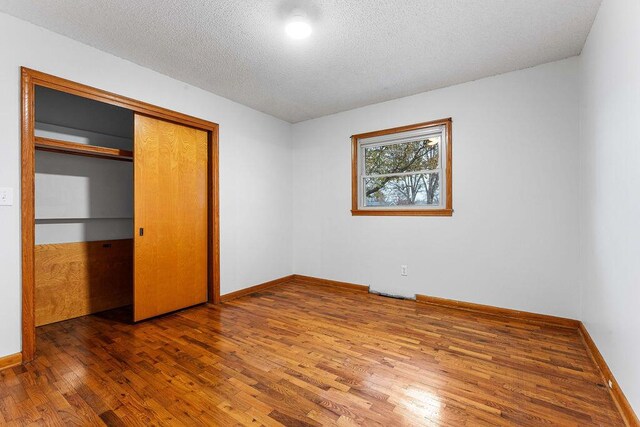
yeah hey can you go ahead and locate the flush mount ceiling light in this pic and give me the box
[285,11,312,40]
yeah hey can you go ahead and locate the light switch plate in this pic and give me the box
[0,188,14,206]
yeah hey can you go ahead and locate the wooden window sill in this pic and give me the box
[351,209,453,217]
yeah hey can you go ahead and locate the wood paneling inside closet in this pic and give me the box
[35,239,133,326]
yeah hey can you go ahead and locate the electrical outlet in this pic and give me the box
[401,265,408,276]
[0,188,13,206]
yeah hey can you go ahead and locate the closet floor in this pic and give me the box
[0,281,624,426]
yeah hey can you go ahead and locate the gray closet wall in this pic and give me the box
[34,87,134,244]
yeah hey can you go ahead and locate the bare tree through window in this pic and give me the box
[364,137,440,206]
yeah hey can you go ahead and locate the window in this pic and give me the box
[351,118,452,216]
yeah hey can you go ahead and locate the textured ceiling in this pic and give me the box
[0,0,601,123]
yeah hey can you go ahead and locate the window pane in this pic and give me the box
[364,136,440,176]
[364,172,440,207]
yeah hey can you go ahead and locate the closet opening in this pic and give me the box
[34,86,135,327]
[21,68,220,363]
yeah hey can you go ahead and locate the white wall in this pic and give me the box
[579,0,640,413]
[0,13,293,358]
[292,58,581,318]
[35,150,134,244]
[35,151,132,220]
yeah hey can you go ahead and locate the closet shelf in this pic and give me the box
[35,136,133,161]
[35,217,134,222]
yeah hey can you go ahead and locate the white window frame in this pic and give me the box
[357,125,447,210]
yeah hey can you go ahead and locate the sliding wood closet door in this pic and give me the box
[133,114,208,321]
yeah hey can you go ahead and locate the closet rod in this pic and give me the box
[34,136,133,162]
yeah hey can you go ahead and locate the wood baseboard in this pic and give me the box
[578,323,639,426]
[291,274,369,292]
[0,353,22,371]
[220,275,295,302]
[415,294,580,329]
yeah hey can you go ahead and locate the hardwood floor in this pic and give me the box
[0,281,625,426]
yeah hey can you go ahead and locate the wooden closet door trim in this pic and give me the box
[23,67,217,131]
[21,68,36,362]
[20,67,220,363]
[208,127,221,304]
